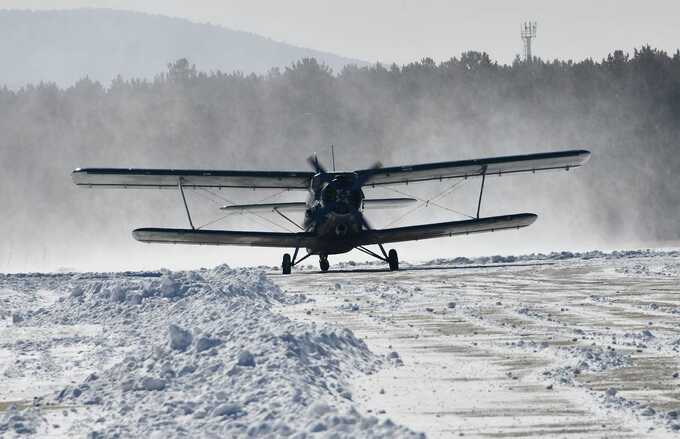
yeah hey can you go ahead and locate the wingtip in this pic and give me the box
[515,213,538,226]
[577,149,592,163]
[71,168,87,185]
[132,228,156,243]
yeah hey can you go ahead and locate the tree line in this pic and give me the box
[2,46,679,270]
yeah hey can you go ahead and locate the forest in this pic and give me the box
[2,46,679,270]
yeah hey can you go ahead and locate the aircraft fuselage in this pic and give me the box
[304,172,366,255]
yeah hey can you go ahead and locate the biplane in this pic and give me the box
[72,149,590,274]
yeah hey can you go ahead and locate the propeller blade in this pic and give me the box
[307,154,327,174]
[353,161,382,190]
[357,210,372,231]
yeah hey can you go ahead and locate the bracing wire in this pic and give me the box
[193,187,295,232]
[196,187,237,205]
[192,188,227,206]
[381,179,475,228]
[383,201,429,228]
[247,211,295,233]
[385,180,469,213]
[195,212,237,230]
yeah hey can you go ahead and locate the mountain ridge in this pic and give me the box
[0,8,367,88]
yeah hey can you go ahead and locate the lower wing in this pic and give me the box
[132,228,317,248]
[133,213,536,249]
[356,213,537,245]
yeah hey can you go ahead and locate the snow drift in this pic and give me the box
[3,266,421,438]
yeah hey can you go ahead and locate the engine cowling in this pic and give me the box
[320,174,363,214]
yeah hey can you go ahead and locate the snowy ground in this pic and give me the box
[0,267,418,437]
[2,250,680,438]
[275,250,680,438]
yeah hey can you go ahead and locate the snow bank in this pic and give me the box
[0,405,45,436]
[543,345,632,385]
[14,265,420,437]
[424,248,680,267]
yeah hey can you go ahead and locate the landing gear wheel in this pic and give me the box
[282,253,292,275]
[319,256,330,272]
[387,249,399,271]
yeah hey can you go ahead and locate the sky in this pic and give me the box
[1,0,679,65]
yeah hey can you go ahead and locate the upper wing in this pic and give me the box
[72,168,314,190]
[356,213,537,246]
[133,228,317,248]
[355,150,590,186]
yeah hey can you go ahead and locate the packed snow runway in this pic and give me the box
[275,251,680,438]
[1,250,680,437]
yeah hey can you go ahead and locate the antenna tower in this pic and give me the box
[521,21,537,62]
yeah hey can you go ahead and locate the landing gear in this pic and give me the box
[282,253,292,275]
[281,248,313,275]
[319,255,330,272]
[387,249,399,271]
[355,244,400,272]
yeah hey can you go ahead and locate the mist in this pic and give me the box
[2,45,679,272]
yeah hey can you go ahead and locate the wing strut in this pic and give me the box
[378,243,389,259]
[273,207,304,231]
[356,245,389,262]
[177,177,195,230]
[476,165,487,219]
[290,246,313,266]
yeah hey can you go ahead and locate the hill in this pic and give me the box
[0,8,366,88]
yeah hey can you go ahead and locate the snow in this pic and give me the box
[277,249,680,437]
[0,266,421,437]
[0,406,46,436]
[4,249,680,437]
[168,324,193,351]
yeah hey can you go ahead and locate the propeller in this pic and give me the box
[356,209,372,231]
[307,153,327,174]
[306,154,383,231]
[351,161,383,191]
[352,161,382,231]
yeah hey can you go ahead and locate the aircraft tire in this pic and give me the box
[388,249,399,271]
[282,253,292,275]
[320,256,330,272]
